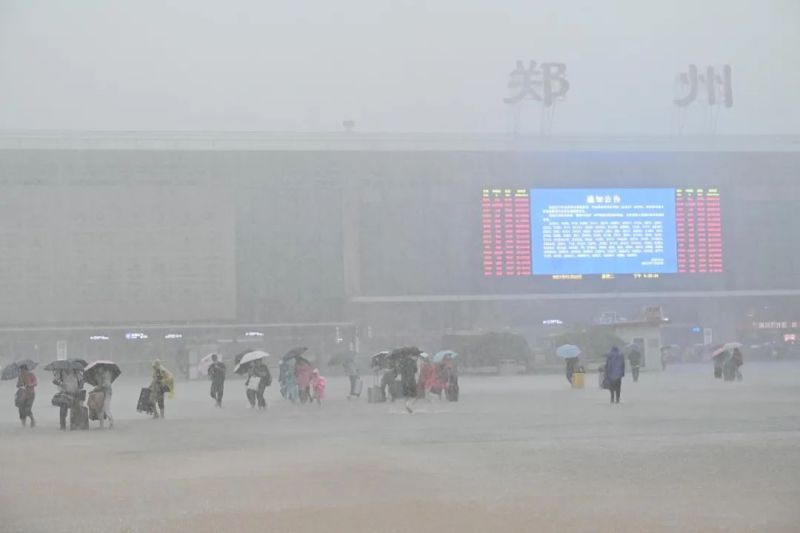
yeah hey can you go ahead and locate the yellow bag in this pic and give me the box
[571,372,585,389]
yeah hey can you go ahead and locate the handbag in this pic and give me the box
[15,388,27,407]
[51,391,73,407]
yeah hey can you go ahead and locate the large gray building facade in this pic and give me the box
[1,132,799,363]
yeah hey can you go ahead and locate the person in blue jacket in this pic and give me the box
[604,346,626,404]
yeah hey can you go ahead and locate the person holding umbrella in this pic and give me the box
[16,364,38,428]
[252,359,271,410]
[295,358,314,404]
[44,359,88,430]
[207,354,226,408]
[392,347,421,413]
[279,359,299,403]
[84,361,121,429]
[53,367,84,431]
[282,348,312,404]
[732,347,744,381]
[245,366,259,408]
[417,353,435,400]
[556,345,581,385]
[432,351,459,400]
[234,351,271,409]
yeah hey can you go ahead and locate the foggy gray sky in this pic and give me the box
[1,0,798,134]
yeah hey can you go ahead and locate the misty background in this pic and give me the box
[1,0,799,134]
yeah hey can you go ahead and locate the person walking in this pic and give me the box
[417,356,435,400]
[343,358,361,399]
[565,356,579,384]
[96,368,114,429]
[444,356,459,402]
[295,359,314,404]
[208,354,226,407]
[398,355,418,413]
[604,346,625,404]
[279,360,291,399]
[380,366,398,402]
[54,368,83,430]
[253,360,271,410]
[309,369,326,405]
[245,366,258,408]
[281,361,299,403]
[16,364,37,428]
[149,360,173,419]
[628,346,643,383]
[732,348,744,381]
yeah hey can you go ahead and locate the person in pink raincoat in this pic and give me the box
[309,369,326,405]
[417,355,436,400]
[294,359,314,404]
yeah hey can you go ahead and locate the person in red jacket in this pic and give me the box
[16,365,37,427]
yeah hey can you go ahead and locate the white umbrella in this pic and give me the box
[198,353,219,375]
[234,350,270,373]
[712,342,742,358]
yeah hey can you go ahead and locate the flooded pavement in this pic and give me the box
[1,362,799,532]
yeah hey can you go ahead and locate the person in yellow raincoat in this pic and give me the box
[149,360,174,419]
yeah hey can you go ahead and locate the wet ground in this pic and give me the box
[1,362,799,532]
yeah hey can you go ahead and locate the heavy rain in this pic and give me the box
[1,1,799,532]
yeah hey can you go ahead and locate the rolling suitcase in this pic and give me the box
[352,377,364,397]
[137,387,154,414]
[77,406,90,430]
[367,386,385,403]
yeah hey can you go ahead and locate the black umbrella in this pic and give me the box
[282,347,308,361]
[83,360,122,386]
[370,351,390,369]
[1,359,37,380]
[389,346,421,360]
[44,359,88,372]
[328,351,356,367]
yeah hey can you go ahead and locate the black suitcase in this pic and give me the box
[137,387,154,414]
[78,406,90,430]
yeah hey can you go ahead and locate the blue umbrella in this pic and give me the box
[556,344,581,359]
[282,347,308,362]
[433,350,458,363]
[1,359,38,380]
